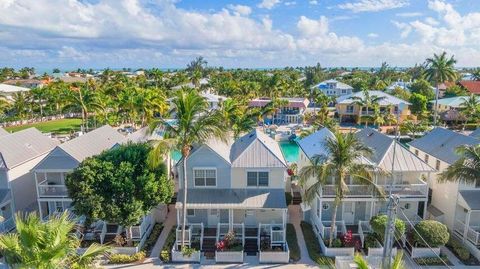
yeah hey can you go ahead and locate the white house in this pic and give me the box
[311,79,353,97]
[297,128,433,242]
[409,128,480,247]
[0,84,30,101]
[0,128,58,232]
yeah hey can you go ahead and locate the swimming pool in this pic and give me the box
[279,141,300,163]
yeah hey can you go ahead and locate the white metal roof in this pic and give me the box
[312,79,353,90]
[0,83,30,93]
[336,90,411,106]
[297,128,335,160]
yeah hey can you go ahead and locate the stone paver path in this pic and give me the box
[150,204,177,258]
[287,204,317,267]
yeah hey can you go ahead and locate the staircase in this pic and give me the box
[244,238,258,256]
[292,191,302,205]
[202,238,216,259]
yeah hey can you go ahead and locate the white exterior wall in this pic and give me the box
[8,152,50,212]
[230,167,286,189]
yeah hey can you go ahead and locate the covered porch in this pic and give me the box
[454,190,480,245]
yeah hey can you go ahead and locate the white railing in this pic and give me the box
[456,220,480,245]
[99,222,107,244]
[321,185,374,197]
[37,184,68,197]
[322,220,346,239]
[176,225,192,247]
[131,215,153,240]
[358,221,372,247]
[0,217,15,233]
[379,178,428,197]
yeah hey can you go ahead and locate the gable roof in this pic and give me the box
[459,81,480,94]
[0,127,8,137]
[312,79,353,90]
[409,127,479,164]
[336,90,411,106]
[230,129,286,168]
[297,128,335,159]
[430,96,468,108]
[58,125,125,162]
[0,128,58,170]
[356,128,434,172]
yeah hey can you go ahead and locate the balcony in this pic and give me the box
[380,179,428,197]
[455,219,480,245]
[37,180,68,197]
[321,185,375,197]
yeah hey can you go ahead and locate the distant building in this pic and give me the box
[431,96,468,112]
[0,83,31,101]
[248,97,310,124]
[311,79,353,97]
[387,80,411,91]
[459,81,480,95]
[2,79,46,88]
[335,90,411,124]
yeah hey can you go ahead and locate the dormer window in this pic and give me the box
[247,171,269,187]
[194,168,216,187]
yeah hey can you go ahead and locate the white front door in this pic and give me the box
[343,202,355,224]
[208,209,219,227]
[244,210,257,227]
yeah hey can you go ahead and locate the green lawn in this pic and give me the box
[5,118,82,134]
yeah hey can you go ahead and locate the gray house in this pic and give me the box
[175,129,289,259]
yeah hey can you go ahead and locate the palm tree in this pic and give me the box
[218,99,256,139]
[298,131,381,246]
[350,89,386,127]
[0,212,108,268]
[460,94,480,129]
[424,52,457,126]
[149,89,227,247]
[471,68,480,81]
[438,145,480,184]
[354,251,405,269]
[64,83,101,131]
[11,91,31,120]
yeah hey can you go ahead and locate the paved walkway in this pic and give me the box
[150,204,177,258]
[287,205,316,267]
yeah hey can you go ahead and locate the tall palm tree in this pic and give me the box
[298,131,381,246]
[218,99,256,139]
[64,83,101,132]
[0,212,109,268]
[471,68,480,81]
[11,91,31,120]
[149,89,227,247]
[424,52,457,126]
[354,251,405,269]
[460,94,480,129]
[350,89,386,127]
[438,145,480,184]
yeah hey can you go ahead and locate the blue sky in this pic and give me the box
[0,0,479,69]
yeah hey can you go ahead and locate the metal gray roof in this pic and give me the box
[336,90,411,106]
[0,127,8,137]
[0,188,11,206]
[409,127,479,164]
[297,128,335,159]
[177,188,286,209]
[470,128,480,139]
[0,128,58,169]
[459,190,480,210]
[356,128,434,172]
[58,125,125,162]
[230,129,286,168]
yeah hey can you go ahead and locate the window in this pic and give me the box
[414,149,419,156]
[342,90,346,94]
[322,203,330,211]
[424,154,429,163]
[346,106,354,113]
[247,171,269,187]
[187,209,195,217]
[435,160,441,170]
[194,169,216,187]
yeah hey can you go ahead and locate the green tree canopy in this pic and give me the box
[409,93,428,117]
[408,79,435,100]
[66,143,174,227]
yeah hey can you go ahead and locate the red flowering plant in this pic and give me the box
[216,230,243,251]
[341,230,354,247]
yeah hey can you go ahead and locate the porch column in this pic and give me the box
[283,209,287,242]
[176,208,180,226]
[229,209,233,231]
[319,199,323,222]
[464,210,471,242]
[370,201,375,219]
[38,201,43,220]
[423,199,428,219]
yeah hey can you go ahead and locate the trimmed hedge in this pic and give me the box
[446,237,470,261]
[159,227,176,262]
[370,215,405,241]
[300,221,334,268]
[413,220,449,247]
[108,251,146,264]
[286,223,301,261]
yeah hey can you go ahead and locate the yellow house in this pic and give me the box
[335,90,412,124]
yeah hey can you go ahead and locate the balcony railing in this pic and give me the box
[454,219,480,245]
[380,182,428,197]
[37,181,68,197]
[321,185,374,197]
[0,217,15,233]
[320,179,428,198]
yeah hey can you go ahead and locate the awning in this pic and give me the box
[176,189,286,209]
[459,190,480,211]
[427,204,444,217]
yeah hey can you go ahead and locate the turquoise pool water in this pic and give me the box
[171,141,301,164]
[279,141,300,163]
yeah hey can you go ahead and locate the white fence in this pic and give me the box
[215,250,244,263]
[171,247,201,263]
[319,237,354,257]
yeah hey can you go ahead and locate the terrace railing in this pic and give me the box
[37,181,68,197]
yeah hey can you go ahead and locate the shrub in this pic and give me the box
[142,223,164,255]
[414,220,449,247]
[446,237,470,261]
[181,246,197,257]
[300,221,334,268]
[364,233,381,249]
[286,224,301,261]
[414,254,451,266]
[370,215,405,241]
[159,228,176,262]
[108,251,146,264]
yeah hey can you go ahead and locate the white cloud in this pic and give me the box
[368,33,379,38]
[284,1,296,6]
[309,0,318,4]
[396,12,422,17]
[227,4,252,16]
[257,0,281,9]
[338,0,409,13]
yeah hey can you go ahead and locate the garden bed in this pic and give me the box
[414,254,452,266]
[172,247,201,263]
[215,250,244,263]
[286,223,301,261]
[300,221,335,268]
[107,251,146,264]
[446,237,480,265]
[141,223,163,256]
[159,228,176,262]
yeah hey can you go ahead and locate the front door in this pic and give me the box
[343,202,355,224]
[208,209,219,227]
[244,210,257,227]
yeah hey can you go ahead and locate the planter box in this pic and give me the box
[171,249,201,263]
[368,247,397,257]
[215,250,244,263]
[411,247,441,258]
[78,246,140,256]
[259,250,290,264]
[319,238,354,257]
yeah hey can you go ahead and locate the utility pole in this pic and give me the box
[382,194,400,269]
